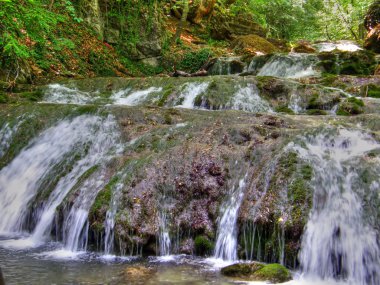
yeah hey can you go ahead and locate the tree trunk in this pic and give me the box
[173,0,189,43]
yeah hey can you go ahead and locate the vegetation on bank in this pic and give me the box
[0,0,378,86]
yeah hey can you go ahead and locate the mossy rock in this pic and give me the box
[194,235,214,256]
[231,35,279,55]
[275,106,295,115]
[306,109,328,115]
[221,263,291,283]
[337,97,365,116]
[317,50,377,76]
[221,262,264,277]
[253,264,292,283]
[366,84,380,98]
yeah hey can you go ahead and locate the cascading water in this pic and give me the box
[158,212,171,256]
[0,123,18,159]
[0,115,110,235]
[44,84,96,104]
[111,87,162,106]
[176,82,209,109]
[29,115,121,247]
[214,177,247,261]
[256,54,319,78]
[292,128,380,285]
[227,84,272,113]
[103,178,124,255]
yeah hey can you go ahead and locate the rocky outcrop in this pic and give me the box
[231,35,279,55]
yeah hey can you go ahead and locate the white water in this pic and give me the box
[44,84,96,104]
[314,41,362,52]
[228,84,272,113]
[214,177,247,261]
[0,116,109,235]
[292,128,380,285]
[29,115,121,247]
[257,54,318,78]
[0,123,17,158]
[158,212,171,256]
[176,82,209,109]
[111,87,162,106]
[288,93,304,114]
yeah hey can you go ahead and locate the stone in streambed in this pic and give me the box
[122,265,156,284]
[221,262,291,283]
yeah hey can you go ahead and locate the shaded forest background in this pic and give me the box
[0,0,378,85]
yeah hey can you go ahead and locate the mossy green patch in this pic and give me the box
[253,263,291,283]
[194,235,214,256]
[275,106,295,115]
[337,97,364,116]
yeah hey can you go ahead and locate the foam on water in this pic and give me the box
[228,85,272,113]
[44,84,96,104]
[111,87,162,106]
[176,82,209,109]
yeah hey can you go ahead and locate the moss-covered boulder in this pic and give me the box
[221,262,264,277]
[221,262,291,283]
[231,35,279,56]
[253,264,292,283]
[318,50,377,75]
[366,84,380,98]
[337,97,365,116]
[194,235,214,256]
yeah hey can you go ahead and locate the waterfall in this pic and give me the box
[292,128,380,284]
[214,177,247,261]
[29,115,121,246]
[111,87,162,106]
[44,84,95,104]
[257,54,318,78]
[0,123,16,159]
[158,211,171,256]
[103,179,124,255]
[228,84,272,113]
[0,115,111,235]
[176,82,209,109]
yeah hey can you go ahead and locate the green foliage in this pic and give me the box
[64,0,83,23]
[178,49,213,73]
[194,235,214,255]
[253,263,291,283]
[0,92,8,104]
[337,97,364,116]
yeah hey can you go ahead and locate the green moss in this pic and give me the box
[221,263,264,277]
[307,93,320,109]
[253,263,291,283]
[366,84,380,98]
[337,97,364,116]
[158,86,173,107]
[275,106,295,115]
[20,90,44,102]
[306,109,327,115]
[301,165,313,180]
[0,92,8,103]
[178,49,213,73]
[194,235,214,256]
